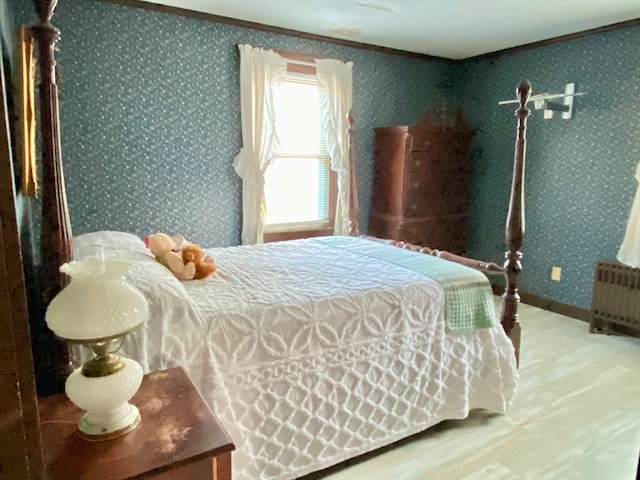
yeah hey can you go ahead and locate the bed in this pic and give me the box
[29,2,532,479]
[72,231,519,479]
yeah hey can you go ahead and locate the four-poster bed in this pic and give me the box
[28,1,530,479]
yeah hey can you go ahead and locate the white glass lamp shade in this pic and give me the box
[45,256,149,439]
[46,257,149,341]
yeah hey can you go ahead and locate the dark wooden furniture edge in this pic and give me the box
[347,110,359,237]
[31,0,73,394]
[39,367,235,480]
[0,32,46,479]
[32,0,73,302]
[499,80,530,366]
[360,236,505,276]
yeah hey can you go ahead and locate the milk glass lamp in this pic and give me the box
[46,255,149,441]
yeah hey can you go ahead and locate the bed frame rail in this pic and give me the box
[361,236,505,276]
[346,81,531,365]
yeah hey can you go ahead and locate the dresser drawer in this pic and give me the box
[398,215,468,254]
[403,191,467,216]
[407,151,464,175]
[404,171,468,196]
[406,152,429,173]
[408,134,434,152]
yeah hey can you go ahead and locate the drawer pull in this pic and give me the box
[414,160,422,168]
[411,204,418,211]
[412,181,420,188]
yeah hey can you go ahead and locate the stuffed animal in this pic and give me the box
[181,243,217,280]
[170,234,187,252]
[144,233,196,281]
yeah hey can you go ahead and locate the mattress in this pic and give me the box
[73,231,518,480]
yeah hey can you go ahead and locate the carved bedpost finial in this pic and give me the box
[347,109,360,236]
[500,80,532,367]
[34,0,59,25]
[32,0,61,85]
[516,79,531,106]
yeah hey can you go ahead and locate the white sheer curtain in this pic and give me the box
[617,161,640,267]
[233,44,287,245]
[316,59,353,236]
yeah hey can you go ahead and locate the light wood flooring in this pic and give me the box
[308,300,640,480]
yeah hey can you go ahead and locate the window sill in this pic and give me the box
[264,227,334,243]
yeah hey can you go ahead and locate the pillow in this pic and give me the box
[74,230,149,259]
[73,230,194,306]
[68,235,203,365]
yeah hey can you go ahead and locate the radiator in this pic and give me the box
[590,260,640,337]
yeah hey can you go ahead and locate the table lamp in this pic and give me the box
[45,255,149,440]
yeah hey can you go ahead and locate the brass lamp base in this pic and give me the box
[77,404,141,442]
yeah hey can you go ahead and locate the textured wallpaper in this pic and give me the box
[16,0,451,248]
[461,26,640,309]
[13,0,640,310]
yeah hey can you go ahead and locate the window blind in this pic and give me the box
[265,70,331,229]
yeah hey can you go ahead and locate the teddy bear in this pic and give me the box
[144,233,196,281]
[181,243,217,280]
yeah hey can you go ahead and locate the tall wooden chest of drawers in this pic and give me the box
[368,106,475,254]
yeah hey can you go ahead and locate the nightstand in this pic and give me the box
[39,367,235,479]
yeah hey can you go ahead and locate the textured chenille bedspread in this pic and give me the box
[74,232,518,480]
[315,235,497,332]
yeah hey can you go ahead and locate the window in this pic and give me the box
[234,44,352,245]
[263,56,336,242]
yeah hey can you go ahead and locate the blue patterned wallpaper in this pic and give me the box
[15,0,450,248]
[460,26,640,309]
[13,0,640,310]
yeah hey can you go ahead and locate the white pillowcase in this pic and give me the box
[74,230,149,258]
[73,230,189,297]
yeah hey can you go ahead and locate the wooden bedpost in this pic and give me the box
[501,80,531,366]
[347,109,360,236]
[32,0,73,298]
[31,0,73,393]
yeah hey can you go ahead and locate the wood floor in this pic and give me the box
[309,301,640,480]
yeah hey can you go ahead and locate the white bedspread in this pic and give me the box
[74,232,518,480]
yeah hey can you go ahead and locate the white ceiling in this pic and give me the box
[139,0,640,59]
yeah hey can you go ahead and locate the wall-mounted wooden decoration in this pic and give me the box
[17,25,37,197]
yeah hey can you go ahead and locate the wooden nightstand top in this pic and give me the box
[39,367,235,480]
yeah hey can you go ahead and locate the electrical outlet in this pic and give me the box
[551,266,562,281]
